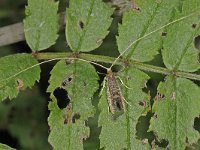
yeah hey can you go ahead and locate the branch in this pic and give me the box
[0,12,66,47]
[0,1,133,47]
[0,22,24,47]
[36,52,200,81]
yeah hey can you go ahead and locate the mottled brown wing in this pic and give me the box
[107,73,125,115]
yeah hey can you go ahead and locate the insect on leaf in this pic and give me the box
[98,67,150,150]
[0,54,40,101]
[47,60,99,150]
[66,0,113,52]
[24,0,59,51]
[150,76,200,150]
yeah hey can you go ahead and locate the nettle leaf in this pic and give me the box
[0,54,40,101]
[24,0,59,51]
[150,76,200,150]
[66,0,113,52]
[98,67,150,150]
[162,0,200,72]
[0,144,16,150]
[47,60,99,149]
[117,0,178,62]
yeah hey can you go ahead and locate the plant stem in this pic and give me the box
[36,52,200,81]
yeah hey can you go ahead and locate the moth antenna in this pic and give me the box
[99,77,107,97]
[67,58,109,70]
[109,11,198,69]
[0,57,108,83]
[0,58,62,83]
[97,71,107,76]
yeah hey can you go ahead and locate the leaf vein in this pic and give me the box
[174,23,200,70]
[127,2,161,59]
[76,0,95,51]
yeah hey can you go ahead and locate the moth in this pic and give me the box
[106,69,126,117]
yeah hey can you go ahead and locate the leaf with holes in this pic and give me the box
[117,0,179,62]
[47,60,99,149]
[150,76,200,150]
[0,54,40,101]
[162,0,200,72]
[0,144,16,150]
[48,100,90,150]
[98,67,150,150]
[66,0,113,52]
[24,0,59,51]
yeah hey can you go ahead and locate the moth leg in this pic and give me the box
[116,76,132,89]
[123,97,132,107]
[99,76,106,97]
[115,76,132,107]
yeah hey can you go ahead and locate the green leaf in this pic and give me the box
[0,54,40,101]
[0,144,16,150]
[47,60,99,150]
[66,0,113,52]
[162,0,200,72]
[98,67,150,150]
[24,0,59,51]
[48,100,90,150]
[150,76,200,150]
[117,0,178,62]
[47,60,99,119]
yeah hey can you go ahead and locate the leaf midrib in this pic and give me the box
[76,0,95,51]
[126,2,161,59]
[174,22,200,70]
[34,0,45,50]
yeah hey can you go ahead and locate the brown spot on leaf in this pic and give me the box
[96,39,103,45]
[84,120,89,127]
[153,114,158,119]
[144,80,148,88]
[123,59,130,67]
[63,104,72,124]
[62,75,74,86]
[80,134,88,142]
[126,76,132,80]
[83,81,87,87]
[65,59,74,64]
[172,92,176,100]
[79,21,84,29]
[72,113,80,123]
[142,139,149,144]
[192,23,197,29]
[156,92,165,100]
[16,79,24,91]
[139,101,147,107]
[161,32,167,36]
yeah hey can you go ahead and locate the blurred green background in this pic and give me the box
[0,0,200,150]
